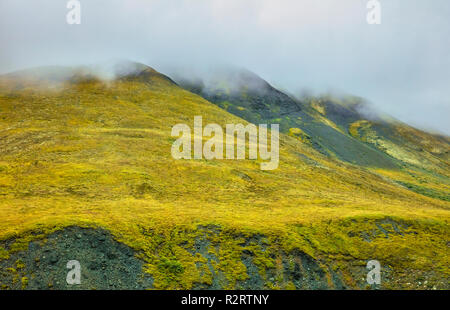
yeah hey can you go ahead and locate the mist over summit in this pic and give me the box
[1,0,449,134]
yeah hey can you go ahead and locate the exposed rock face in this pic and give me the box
[0,227,153,290]
[1,226,337,290]
[1,224,448,290]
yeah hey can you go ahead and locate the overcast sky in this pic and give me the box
[1,0,449,134]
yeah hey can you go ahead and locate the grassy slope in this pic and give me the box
[0,66,449,289]
[178,70,400,169]
[311,96,450,203]
[179,70,449,205]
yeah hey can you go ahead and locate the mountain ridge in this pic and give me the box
[0,62,448,289]
[174,66,449,202]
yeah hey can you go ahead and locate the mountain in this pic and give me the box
[176,68,449,202]
[0,63,449,290]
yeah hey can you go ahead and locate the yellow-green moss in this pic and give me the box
[0,70,448,289]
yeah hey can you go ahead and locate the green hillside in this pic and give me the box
[177,69,449,203]
[0,63,449,290]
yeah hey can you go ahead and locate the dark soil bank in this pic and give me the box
[1,226,343,290]
[0,227,153,290]
[0,225,403,290]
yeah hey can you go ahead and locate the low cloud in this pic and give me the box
[0,0,449,134]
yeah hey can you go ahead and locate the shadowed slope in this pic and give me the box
[176,68,449,202]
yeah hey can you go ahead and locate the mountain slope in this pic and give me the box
[305,95,450,202]
[176,68,449,203]
[0,63,449,289]
[177,69,400,169]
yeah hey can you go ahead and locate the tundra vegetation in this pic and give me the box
[0,63,448,289]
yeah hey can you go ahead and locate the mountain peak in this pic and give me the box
[170,65,277,96]
[0,61,176,87]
